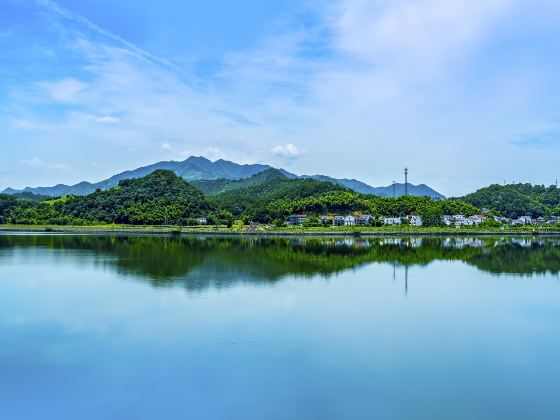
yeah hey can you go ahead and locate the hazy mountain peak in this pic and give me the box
[2,156,444,199]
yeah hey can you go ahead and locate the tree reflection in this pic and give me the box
[0,235,558,290]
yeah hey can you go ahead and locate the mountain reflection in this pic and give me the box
[0,235,559,289]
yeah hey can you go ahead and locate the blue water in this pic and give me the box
[1,234,559,419]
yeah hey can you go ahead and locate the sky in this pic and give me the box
[1,0,560,196]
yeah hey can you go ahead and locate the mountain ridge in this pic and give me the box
[2,156,445,199]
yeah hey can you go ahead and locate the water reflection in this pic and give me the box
[1,234,560,419]
[0,235,559,291]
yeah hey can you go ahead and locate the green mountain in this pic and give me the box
[191,168,292,195]
[1,170,217,225]
[461,183,560,218]
[62,170,215,225]
[202,169,348,219]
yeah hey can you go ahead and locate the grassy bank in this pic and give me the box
[1,224,560,236]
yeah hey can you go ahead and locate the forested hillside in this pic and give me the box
[191,168,290,195]
[195,169,476,224]
[205,169,348,220]
[0,170,223,225]
[462,184,560,218]
[3,170,551,227]
[261,192,477,225]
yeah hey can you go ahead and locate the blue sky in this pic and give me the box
[1,0,560,195]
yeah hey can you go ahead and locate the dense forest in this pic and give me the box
[194,169,479,224]
[462,183,560,218]
[1,170,224,225]
[1,170,558,226]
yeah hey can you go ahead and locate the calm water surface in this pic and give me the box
[1,234,559,420]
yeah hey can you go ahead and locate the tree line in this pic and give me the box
[1,170,559,226]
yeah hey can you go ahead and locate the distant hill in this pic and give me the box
[192,168,295,196]
[11,192,50,201]
[301,175,445,199]
[2,156,270,197]
[371,183,445,199]
[2,156,445,199]
[462,183,560,218]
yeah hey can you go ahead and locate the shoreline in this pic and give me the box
[1,225,560,237]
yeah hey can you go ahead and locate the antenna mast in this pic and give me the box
[404,167,408,196]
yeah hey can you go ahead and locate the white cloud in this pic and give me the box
[11,119,36,130]
[21,157,44,168]
[161,142,172,152]
[20,157,67,170]
[96,115,120,124]
[271,143,304,158]
[38,77,88,102]
[333,0,513,66]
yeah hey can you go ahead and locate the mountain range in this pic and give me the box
[2,156,445,199]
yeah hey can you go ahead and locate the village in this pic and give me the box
[285,213,559,228]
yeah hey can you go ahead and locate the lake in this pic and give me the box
[1,234,559,420]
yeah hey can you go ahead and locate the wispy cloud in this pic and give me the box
[21,157,67,170]
[11,119,37,130]
[213,110,260,127]
[38,78,88,103]
[34,0,190,78]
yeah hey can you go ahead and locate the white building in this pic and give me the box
[409,215,423,227]
[453,215,472,227]
[356,215,373,226]
[511,216,532,226]
[196,217,208,225]
[381,217,402,226]
[469,215,486,225]
[344,215,357,226]
[333,215,345,226]
[519,216,532,224]
[288,215,307,225]
[448,214,486,227]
